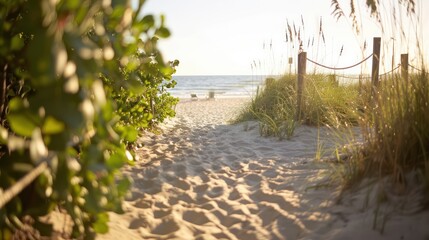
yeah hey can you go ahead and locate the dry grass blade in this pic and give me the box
[349,0,360,34]
[330,0,344,20]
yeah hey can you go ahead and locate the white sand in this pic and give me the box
[88,98,429,240]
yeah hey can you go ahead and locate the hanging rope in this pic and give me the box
[306,54,373,70]
[408,64,424,72]
[379,64,401,77]
[337,75,362,80]
[327,64,401,81]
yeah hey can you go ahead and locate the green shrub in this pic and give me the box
[0,0,177,238]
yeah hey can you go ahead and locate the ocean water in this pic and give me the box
[169,75,267,99]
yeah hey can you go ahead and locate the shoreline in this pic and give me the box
[176,95,253,102]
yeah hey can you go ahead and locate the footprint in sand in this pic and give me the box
[125,190,145,201]
[161,159,174,170]
[228,188,242,201]
[224,155,238,161]
[172,164,188,178]
[170,137,181,142]
[182,210,211,225]
[128,218,149,229]
[141,167,159,179]
[167,176,191,191]
[134,179,162,194]
[218,174,236,185]
[197,172,211,183]
[214,200,235,214]
[244,173,263,186]
[195,195,212,205]
[151,219,180,235]
[195,233,226,240]
[257,146,275,152]
[177,192,195,203]
[257,204,281,227]
[162,171,176,182]
[229,222,263,239]
[165,191,193,206]
[262,169,279,178]
[229,162,243,171]
[184,147,194,154]
[211,163,222,171]
[248,162,265,170]
[191,165,207,175]
[194,183,209,193]
[153,209,172,219]
[206,186,225,198]
[133,199,152,209]
[221,214,248,228]
[275,214,305,239]
[240,150,257,158]
[250,190,294,211]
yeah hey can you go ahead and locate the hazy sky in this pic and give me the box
[144,0,428,75]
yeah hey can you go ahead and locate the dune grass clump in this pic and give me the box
[235,74,361,139]
[300,74,361,127]
[235,76,297,139]
[340,72,429,194]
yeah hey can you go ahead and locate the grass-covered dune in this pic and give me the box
[236,72,429,199]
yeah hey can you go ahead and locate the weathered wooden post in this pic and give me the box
[371,37,381,98]
[358,74,362,95]
[401,53,409,80]
[296,51,307,121]
[371,37,381,134]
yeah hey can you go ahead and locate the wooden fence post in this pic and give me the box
[358,74,362,95]
[371,37,381,133]
[401,53,409,80]
[296,51,307,121]
[371,37,381,98]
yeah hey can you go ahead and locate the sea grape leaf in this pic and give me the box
[11,34,24,51]
[139,15,155,32]
[155,27,170,38]
[26,31,56,86]
[117,125,138,142]
[42,116,65,134]
[7,105,40,138]
[106,153,125,170]
[93,213,109,234]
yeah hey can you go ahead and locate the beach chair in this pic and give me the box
[208,91,215,100]
[190,93,198,101]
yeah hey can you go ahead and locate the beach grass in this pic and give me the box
[234,74,362,139]
[237,71,429,204]
[338,72,429,192]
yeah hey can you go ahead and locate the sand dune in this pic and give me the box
[95,98,429,240]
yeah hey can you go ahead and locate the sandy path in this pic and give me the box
[97,98,429,240]
[98,98,339,239]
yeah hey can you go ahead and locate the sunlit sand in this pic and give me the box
[90,98,429,239]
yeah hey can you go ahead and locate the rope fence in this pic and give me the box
[306,57,401,82]
[305,54,423,81]
[295,37,425,120]
[409,64,425,72]
[295,37,382,121]
[323,65,401,81]
[379,64,401,77]
[306,54,373,71]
